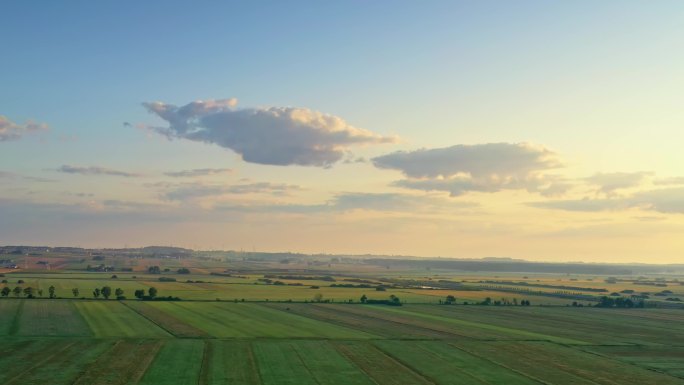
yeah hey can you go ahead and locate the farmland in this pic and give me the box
[0,248,683,384]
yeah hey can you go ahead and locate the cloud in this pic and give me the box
[529,187,684,214]
[0,115,48,141]
[0,171,54,182]
[143,99,396,167]
[215,192,478,214]
[162,182,302,201]
[585,171,653,195]
[164,168,233,178]
[373,143,564,196]
[57,165,142,177]
[654,176,684,186]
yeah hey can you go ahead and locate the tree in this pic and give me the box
[48,285,56,299]
[13,286,22,297]
[1,287,10,297]
[134,289,145,299]
[148,266,161,274]
[313,293,323,302]
[445,295,456,305]
[93,288,101,299]
[23,287,34,298]
[101,286,112,299]
[72,288,80,297]
[115,288,124,297]
[177,268,190,274]
[148,287,158,299]
[360,294,368,303]
[37,289,44,297]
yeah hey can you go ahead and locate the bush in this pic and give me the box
[116,296,126,300]
[158,277,177,282]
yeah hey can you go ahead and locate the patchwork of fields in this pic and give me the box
[0,299,683,384]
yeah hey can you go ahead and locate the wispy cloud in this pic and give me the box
[164,168,233,178]
[57,165,142,177]
[162,182,302,201]
[143,99,397,167]
[0,115,48,141]
[585,171,653,196]
[529,187,684,214]
[373,143,565,196]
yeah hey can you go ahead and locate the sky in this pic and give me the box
[1,1,684,263]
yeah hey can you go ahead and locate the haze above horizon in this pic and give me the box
[2,1,684,263]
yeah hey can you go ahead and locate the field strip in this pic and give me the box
[303,304,471,339]
[289,342,324,385]
[571,345,684,380]
[3,341,76,385]
[334,342,437,385]
[375,343,484,385]
[198,340,210,385]
[449,342,605,385]
[376,307,587,344]
[8,300,25,336]
[443,342,552,385]
[121,301,179,337]
[246,342,263,385]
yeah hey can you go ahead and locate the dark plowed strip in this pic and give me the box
[73,340,163,385]
[265,303,460,339]
[334,341,435,385]
[123,301,209,338]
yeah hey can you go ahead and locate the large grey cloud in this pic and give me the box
[529,187,684,214]
[0,115,48,141]
[57,165,141,177]
[143,99,396,167]
[372,143,564,196]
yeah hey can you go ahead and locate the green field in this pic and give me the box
[0,299,683,384]
[1,251,684,385]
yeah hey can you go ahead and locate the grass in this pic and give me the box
[138,340,204,385]
[0,340,113,385]
[123,301,209,338]
[375,340,536,385]
[148,302,373,338]
[0,300,22,335]
[72,340,163,385]
[74,301,171,337]
[201,341,261,385]
[14,300,91,337]
[452,341,684,385]
[334,341,434,385]
[254,341,376,385]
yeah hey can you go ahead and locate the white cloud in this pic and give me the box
[57,165,141,177]
[373,143,564,196]
[0,115,48,141]
[164,168,233,178]
[143,99,396,167]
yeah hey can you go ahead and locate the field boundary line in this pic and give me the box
[4,341,77,385]
[120,301,177,338]
[375,342,477,385]
[70,339,123,385]
[130,340,164,385]
[571,344,684,381]
[8,299,25,336]
[335,342,438,385]
[446,342,554,385]
[247,341,263,385]
[289,341,323,385]
[197,340,210,385]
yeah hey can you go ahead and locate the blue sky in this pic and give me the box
[2,1,684,262]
